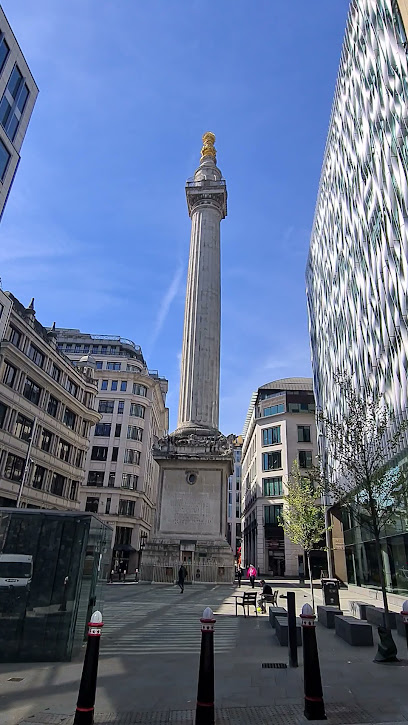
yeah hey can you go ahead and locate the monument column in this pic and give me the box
[177,132,227,434]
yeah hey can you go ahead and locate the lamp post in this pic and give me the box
[138,531,148,571]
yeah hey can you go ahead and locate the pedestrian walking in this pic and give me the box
[236,567,242,587]
[298,560,305,584]
[177,564,187,593]
[247,564,257,589]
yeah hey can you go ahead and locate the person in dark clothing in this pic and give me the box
[177,565,187,593]
[259,580,273,613]
[236,568,242,587]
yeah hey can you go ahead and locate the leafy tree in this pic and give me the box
[319,374,408,632]
[279,462,327,610]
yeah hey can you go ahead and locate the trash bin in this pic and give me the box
[321,578,340,607]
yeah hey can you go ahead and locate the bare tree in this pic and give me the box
[279,461,327,611]
[319,374,408,632]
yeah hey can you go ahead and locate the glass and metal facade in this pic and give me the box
[306,0,408,594]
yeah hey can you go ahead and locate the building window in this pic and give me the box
[50,473,65,496]
[47,396,59,418]
[91,446,108,461]
[111,380,118,391]
[69,481,79,501]
[32,465,46,490]
[96,361,103,370]
[101,380,108,391]
[108,472,115,487]
[111,447,118,462]
[127,425,143,441]
[262,451,282,471]
[3,362,17,388]
[0,36,10,74]
[23,378,41,405]
[9,326,21,347]
[58,439,71,463]
[118,499,135,516]
[4,452,24,481]
[122,473,138,489]
[133,383,147,397]
[130,403,145,419]
[75,449,84,468]
[63,408,76,430]
[263,477,283,497]
[288,402,315,414]
[105,497,111,514]
[85,496,99,513]
[0,64,30,142]
[98,400,114,414]
[95,423,111,437]
[298,425,311,443]
[15,413,33,442]
[120,381,127,392]
[0,401,8,429]
[115,526,132,545]
[51,364,61,382]
[264,504,283,525]
[118,400,125,414]
[263,404,284,417]
[299,450,313,469]
[27,344,45,368]
[124,449,140,465]
[41,428,53,452]
[0,138,9,180]
[262,426,281,446]
[115,423,122,437]
[107,362,121,370]
[65,378,78,397]
[87,471,104,486]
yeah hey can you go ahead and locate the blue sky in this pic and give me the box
[1,0,349,434]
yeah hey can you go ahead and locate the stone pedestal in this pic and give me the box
[140,432,234,583]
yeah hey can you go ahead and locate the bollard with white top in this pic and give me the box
[401,600,408,650]
[300,603,326,721]
[74,610,103,725]
[196,607,216,725]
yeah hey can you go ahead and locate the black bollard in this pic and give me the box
[196,607,216,725]
[300,603,326,721]
[287,592,298,667]
[401,600,408,650]
[74,610,103,725]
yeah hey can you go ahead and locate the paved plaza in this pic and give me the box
[0,581,408,724]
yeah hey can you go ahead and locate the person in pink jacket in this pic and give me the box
[247,564,257,589]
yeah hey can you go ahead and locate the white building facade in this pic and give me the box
[241,378,320,577]
[55,330,168,574]
[227,436,242,561]
[0,291,100,510]
[0,6,38,219]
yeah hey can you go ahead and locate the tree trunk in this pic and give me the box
[373,532,391,628]
[307,550,315,611]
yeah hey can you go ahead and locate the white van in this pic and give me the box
[0,554,33,588]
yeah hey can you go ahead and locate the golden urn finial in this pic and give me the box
[200,132,216,161]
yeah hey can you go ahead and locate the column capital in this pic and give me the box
[185,184,227,219]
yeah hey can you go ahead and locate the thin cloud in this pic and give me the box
[148,264,184,353]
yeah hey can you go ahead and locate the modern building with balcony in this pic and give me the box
[0,291,100,510]
[241,378,321,577]
[0,5,38,219]
[54,329,169,574]
[307,0,408,596]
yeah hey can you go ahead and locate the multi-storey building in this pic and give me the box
[55,329,168,574]
[241,378,321,577]
[0,291,99,509]
[307,0,408,595]
[0,5,38,219]
[227,436,242,561]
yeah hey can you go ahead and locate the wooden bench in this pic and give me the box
[275,616,302,646]
[349,600,369,620]
[366,606,396,629]
[334,615,374,646]
[234,591,257,617]
[317,605,343,629]
[268,606,287,628]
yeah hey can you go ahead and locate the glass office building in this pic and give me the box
[306,0,408,595]
[0,509,112,661]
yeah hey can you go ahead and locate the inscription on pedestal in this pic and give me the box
[159,468,221,536]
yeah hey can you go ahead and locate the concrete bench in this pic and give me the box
[349,600,369,620]
[334,615,374,646]
[268,606,287,628]
[275,616,302,646]
[366,606,396,629]
[317,605,343,628]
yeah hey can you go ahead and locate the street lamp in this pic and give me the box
[138,531,148,571]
